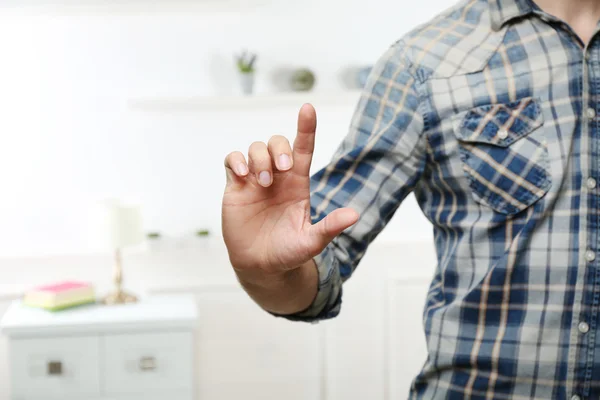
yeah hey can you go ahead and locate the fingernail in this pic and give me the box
[259,171,271,186]
[237,163,248,175]
[278,154,292,170]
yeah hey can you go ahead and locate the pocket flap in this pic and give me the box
[452,97,543,147]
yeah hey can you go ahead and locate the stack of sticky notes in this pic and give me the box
[23,281,96,311]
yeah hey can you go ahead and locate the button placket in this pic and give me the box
[578,39,598,400]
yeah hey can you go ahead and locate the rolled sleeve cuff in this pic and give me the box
[271,245,343,323]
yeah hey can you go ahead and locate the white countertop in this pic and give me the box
[0,294,198,338]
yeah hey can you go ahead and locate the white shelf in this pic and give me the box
[0,0,273,14]
[129,90,363,113]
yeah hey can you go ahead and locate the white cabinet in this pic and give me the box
[0,295,197,400]
[0,241,437,400]
[193,290,322,400]
[10,336,101,400]
[102,331,194,397]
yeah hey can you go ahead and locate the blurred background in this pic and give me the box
[0,1,447,399]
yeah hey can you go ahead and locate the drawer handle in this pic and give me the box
[138,356,157,371]
[47,361,63,376]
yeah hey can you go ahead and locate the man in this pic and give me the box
[222,0,600,398]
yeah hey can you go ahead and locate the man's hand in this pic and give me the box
[221,104,358,313]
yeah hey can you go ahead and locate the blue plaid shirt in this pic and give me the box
[282,0,600,398]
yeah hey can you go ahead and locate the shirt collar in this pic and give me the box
[489,0,536,31]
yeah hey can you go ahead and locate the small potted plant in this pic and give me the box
[191,229,211,249]
[146,232,163,252]
[291,68,316,92]
[147,232,161,240]
[235,50,257,95]
[196,229,210,237]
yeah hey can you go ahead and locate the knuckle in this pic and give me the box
[225,151,240,162]
[268,135,286,146]
[249,141,266,152]
[255,156,272,167]
[248,152,270,166]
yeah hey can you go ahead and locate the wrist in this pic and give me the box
[235,264,303,291]
[235,260,319,315]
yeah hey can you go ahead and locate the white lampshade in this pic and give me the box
[101,200,145,250]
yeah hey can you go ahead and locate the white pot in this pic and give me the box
[192,236,211,250]
[146,238,165,252]
[239,72,255,95]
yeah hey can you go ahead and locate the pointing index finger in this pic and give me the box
[292,103,317,177]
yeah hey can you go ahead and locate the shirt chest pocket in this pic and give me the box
[451,97,551,215]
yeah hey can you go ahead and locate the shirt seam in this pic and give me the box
[394,40,433,168]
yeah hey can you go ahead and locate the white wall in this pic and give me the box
[0,1,454,398]
[0,0,452,258]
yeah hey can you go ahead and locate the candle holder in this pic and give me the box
[99,200,144,305]
[103,249,138,305]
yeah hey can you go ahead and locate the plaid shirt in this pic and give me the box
[280,0,600,398]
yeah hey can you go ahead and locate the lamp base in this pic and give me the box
[102,290,138,305]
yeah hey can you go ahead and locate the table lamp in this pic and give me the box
[102,200,144,305]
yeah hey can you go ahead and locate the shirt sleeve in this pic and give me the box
[278,41,429,323]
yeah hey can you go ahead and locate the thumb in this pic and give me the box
[306,208,359,254]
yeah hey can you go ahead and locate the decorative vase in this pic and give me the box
[239,72,255,95]
[291,68,316,91]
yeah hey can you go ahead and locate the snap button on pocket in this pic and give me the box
[452,97,551,215]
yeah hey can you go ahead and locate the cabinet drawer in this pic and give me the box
[102,331,193,395]
[10,336,100,399]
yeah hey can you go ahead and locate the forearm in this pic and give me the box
[235,259,318,315]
